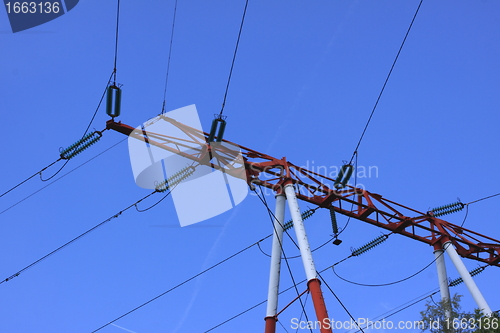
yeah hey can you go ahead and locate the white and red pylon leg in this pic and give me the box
[443,241,492,315]
[284,183,332,333]
[264,193,286,333]
[433,245,451,318]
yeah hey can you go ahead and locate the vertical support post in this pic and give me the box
[264,194,286,333]
[284,184,332,333]
[433,246,450,318]
[443,241,492,315]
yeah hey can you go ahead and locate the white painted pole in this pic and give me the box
[284,184,317,281]
[434,249,451,302]
[284,184,332,333]
[265,194,286,318]
[443,241,492,315]
[434,249,451,318]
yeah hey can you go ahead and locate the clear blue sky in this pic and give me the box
[1,1,499,332]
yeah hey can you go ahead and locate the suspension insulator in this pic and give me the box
[351,234,388,256]
[430,201,465,217]
[283,209,315,231]
[60,131,102,160]
[330,207,338,235]
[449,266,486,287]
[106,85,122,118]
[207,117,227,143]
[334,164,354,189]
[330,207,342,245]
[155,166,195,192]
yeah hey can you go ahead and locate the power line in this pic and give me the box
[91,237,267,333]
[0,159,61,199]
[317,271,365,333]
[219,0,249,116]
[466,192,500,205]
[202,261,353,332]
[113,0,121,84]
[349,0,424,163]
[161,0,178,113]
[331,249,443,287]
[41,71,115,182]
[0,189,158,285]
[346,289,440,333]
[0,138,126,217]
[257,236,334,259]
[0,71,115,196]
[204,299,268,332]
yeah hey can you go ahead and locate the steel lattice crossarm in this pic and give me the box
[106,118,500,268]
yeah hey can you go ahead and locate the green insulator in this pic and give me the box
[449,266,485,287]
[352,235,388,256]
[334,164,354,189]
[106,85,122,118]
[60,131,102,160]
[449,277,463,287]
[431,201,465,217]
[330,207,338,235]
[155,166,195,192]
[207,117,227,143]
[283,209,316,231]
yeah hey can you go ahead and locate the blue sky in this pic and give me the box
[1,1,499,332]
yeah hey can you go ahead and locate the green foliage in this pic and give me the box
[419,293,499,333]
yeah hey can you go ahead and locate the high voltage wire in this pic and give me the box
[112,0,121,84]
[466,192,500,205]
[0,138,126,216]
[349,0,424,164]
[346,289,440,333]
[161,0,178,114]
[91,236,269,333]
[2,163,197,284]
[0,71,115,198]
[317,271,365,333]
[331,249,443,287]
[256,235,334,259]
[0,189,159,285]
[219,0,249,117]
[203,260,353,332]
[3,0,121,196]
[89,203,359,332]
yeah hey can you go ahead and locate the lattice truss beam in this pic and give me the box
[107,117,500,267]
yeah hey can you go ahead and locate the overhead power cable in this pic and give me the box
[219,0,249,116]
[0,71,115,197]
[0,138,126,217]
[331,249,443,287]
[203,260,355,332]
[256,236,334,259]
[466,192,500,205]
[0,159,61,199]
[161,0,178,113]
[0,189,158,285]
[347,289,440,333]
[112,0,121,84]
[91,236,268,333]
[349,0,424,163]
[317,271,365,333]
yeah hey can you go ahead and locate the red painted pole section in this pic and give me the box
[308,278,332,333]
[264,316,277,333]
